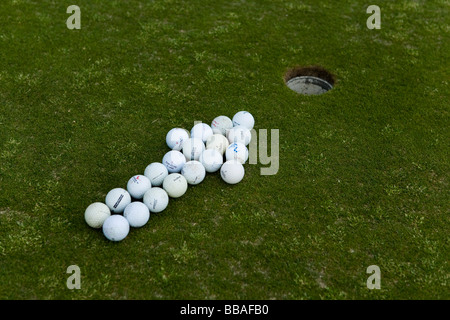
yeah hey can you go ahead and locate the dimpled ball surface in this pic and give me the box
[105,188,132,214]
[198,149,223,173]
[220,160,245,184]
[123,201,150,228]
[144,162,169,187]
[181,160,206,185]
[163,173,188,198]
[127,175,152,199]
[211,115,233,136]
[232,111,255,130]
[84,202,111,228]
[102,215,130,241]
[143,187,169,213]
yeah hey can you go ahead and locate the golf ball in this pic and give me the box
[163,173,188,198]
[232,111,254,130]
[182,137,205,161]
[123,201,150,228]
[225,142,249,164]
[143,187,169,213]
[126,174,152,199]
[198,149,223,173]
[190,123,213,143]
[102,215,130,241]
[144,162,168,187]
[227,125,252,146]
[211,115,233,136]
[206,134,229,155]
[220,160,245,184]
[105,188,132,214]
[181,160,206,185]
[84,202,111,229]
[162,150,186,173]
[166,128,189,151]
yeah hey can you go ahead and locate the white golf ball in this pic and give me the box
[166,128,189,151]
[206,134,229,155]
[144,162,168,187]
[123,201,150,228]
[227,125,252,146]
[102,215,130,241]
[198,149,223,173]
[143,187,169,213]
[211,115,233,136]
[220,160,245,184]
[127,174,152,199]
[84,202,111,229]
[105,188,132,214]
[225,142,249,164]
[232,111,255,130]
[181,160,206,185]
[163,173,188,198]
[190,123,213,143]
[162,150,186,173]
[182,137,205,161]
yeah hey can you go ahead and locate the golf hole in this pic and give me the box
[284,66,335,95]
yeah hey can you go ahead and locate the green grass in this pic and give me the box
[0,0,449,300]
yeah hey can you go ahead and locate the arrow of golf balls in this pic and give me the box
[84,111,255,241]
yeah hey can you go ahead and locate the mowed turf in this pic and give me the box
[0,0,448,299]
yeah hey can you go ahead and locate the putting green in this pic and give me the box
[0,0,448,300]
